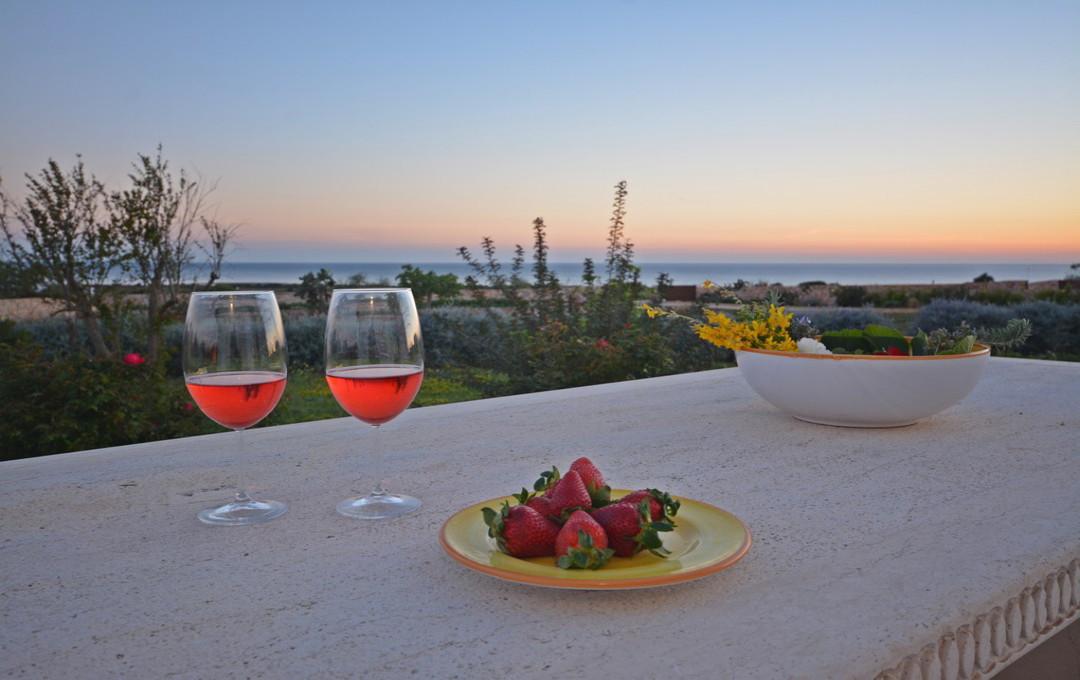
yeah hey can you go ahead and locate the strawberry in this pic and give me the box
[555,510,614,570]
[526,495,554,516]
[544,469,592,520]
[617,489,680,523]
[512,487,556,517]
[569,456,612,506]
[482,501,560,558]
[590,499,674,558]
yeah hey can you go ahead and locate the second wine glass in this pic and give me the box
[325,288,424,520]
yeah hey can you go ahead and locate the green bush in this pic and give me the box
[912,300,1080,358]
[834,285,867,307]
[803,308,893,331]
[0,322,209,459]
[1034,288,1080,304]
[969,290,1025,305]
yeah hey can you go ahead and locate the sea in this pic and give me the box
[198,262,1075,286]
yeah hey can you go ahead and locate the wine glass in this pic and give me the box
[325,288,424,520]
[183,291,289,526]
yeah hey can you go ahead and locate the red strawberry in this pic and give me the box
[482,502,560,558]
[617,489,680,523]
[555,510,614,570]
[569,456,612,506]
[526,495,554,516]
[590,499,674,558]
[544,469,592,520]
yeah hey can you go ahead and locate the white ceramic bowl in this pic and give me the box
[734,344,991,428]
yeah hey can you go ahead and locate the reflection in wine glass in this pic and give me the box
[325,288,424,520]
[183,291,288,525]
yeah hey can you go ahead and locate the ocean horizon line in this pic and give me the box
[192,261,1077,287]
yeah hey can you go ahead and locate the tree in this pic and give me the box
[109,147,214,362]
[1,159,123,358]
[653,272,673,303]
[585,180,642,337]
[581,258,597,288]
[605,180,633,281]
[0,257,42,297]
[395,265,461,306]
[973,272,994,283]
[298,268,335,312]
[197,217,240,289]
[347,272,390,287]
[528,218,563,324]
[459,236,528,315]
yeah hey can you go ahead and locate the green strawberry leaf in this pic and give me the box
[587,484,612,507]
[533,466,561,492]
[512,488,533,505]
[481,506,498,530]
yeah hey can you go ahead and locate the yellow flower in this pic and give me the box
[641,303,664,319]
[693,304,796,352]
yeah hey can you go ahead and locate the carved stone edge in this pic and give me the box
[874,558,1080,680]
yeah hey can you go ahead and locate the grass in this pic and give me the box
[256,367,501,429]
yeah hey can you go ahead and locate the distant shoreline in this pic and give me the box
[195,261,1077,287]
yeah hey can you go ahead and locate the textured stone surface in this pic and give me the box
[1,358,1077,679]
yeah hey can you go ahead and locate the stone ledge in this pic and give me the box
[876,559,1080,679]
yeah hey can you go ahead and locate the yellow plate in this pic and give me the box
[439,490,751,590]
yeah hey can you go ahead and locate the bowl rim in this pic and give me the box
[736,341,990,361]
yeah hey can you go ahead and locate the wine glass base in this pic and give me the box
[198,499,288,526]
[337,493,421,520]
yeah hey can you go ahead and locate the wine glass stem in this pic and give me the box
[370,424,386,497]
[234,428,252,503]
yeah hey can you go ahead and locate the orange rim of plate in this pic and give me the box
[737,341,990,361]
[439,491,752,590]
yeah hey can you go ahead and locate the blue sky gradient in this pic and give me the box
[1,1,1078,262]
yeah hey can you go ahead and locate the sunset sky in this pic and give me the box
[1,1,1078,262]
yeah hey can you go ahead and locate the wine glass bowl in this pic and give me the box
[325,288,424,520]
[183,291,289,525]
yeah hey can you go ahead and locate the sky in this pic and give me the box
[1,1,1078,263]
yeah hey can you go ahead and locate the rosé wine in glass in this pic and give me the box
[183,291,289,526]
[325,288,425,520]
[325,365,423,425]
[186,371,287,430]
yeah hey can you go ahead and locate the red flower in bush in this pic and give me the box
[122,352,146,366]
[594,338,612,351]
[182,401,195,413]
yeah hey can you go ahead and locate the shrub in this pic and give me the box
[912,300,1010,332]
[282,314,326,368]
[969,290,1025,305]
[297,269,335,312]
[802,308,893,331]
[863,289,916,308]
[913,300,1080,358]
[396,265,461,305]
[1034,288,1080,304]
[834,285,867,307]
[794,285,833,307]
[0,321,209,459]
